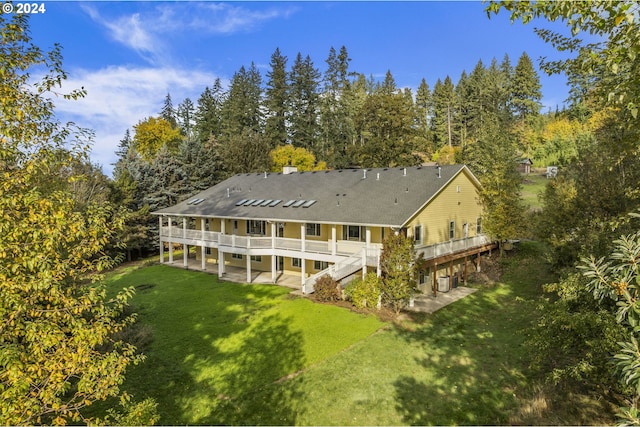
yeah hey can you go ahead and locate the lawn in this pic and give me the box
[521,172,549,210]
[101,243,609,425]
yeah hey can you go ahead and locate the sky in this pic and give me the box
[23,1,575,176]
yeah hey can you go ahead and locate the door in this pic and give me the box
[277,256,284,272]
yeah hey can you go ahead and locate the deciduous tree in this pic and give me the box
[0,14,145,425]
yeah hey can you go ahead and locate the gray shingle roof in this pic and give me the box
[153,165,476,227]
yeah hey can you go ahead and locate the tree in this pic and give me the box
[220,63,263,137]
[218,129,272,177]
[466,121,525,254]
[357,71,418,168]
[269,144,326,172]
[379,233,418,315]
[0,14,144,425]
[132,116,183,161]
[194,79,226,143]
[414,78,434,158]
[511,51,542,120]
[320,46,357,166]
[579,217,640,424]
[288,53,321,154]
[264,48,289,148]
[486,1,640,120]
[431,76,456,149]
[177,97,195,139]
[160,93,178,128]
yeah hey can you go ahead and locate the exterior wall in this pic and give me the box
[406,170,483,246]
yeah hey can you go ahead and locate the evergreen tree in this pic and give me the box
[431,76,456,148]
[512,51,542,120]
[358,71,418,167]
[194,78,226,143]
[320,46,357,167]
[264,48,289,148]
[160,92,178,128]
[177,97,195,139]
[220,63,263,137]
[414,78,434,157]
[218,129,272,176]
[288,53,321,154]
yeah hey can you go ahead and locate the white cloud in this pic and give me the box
[83,3,297,64]
[53,65,224,176]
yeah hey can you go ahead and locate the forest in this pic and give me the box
[2,0,640,425]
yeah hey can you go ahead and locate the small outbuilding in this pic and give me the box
[516,158,533,174]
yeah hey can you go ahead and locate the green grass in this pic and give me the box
[100,244,609,425]
[521,173,549,210]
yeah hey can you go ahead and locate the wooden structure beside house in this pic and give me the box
[152,165,496,295]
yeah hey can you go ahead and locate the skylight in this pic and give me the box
[292,200,306,208]
[268,199,282,207]
[283,200,296,207]
[302,200,316,208]
[235,199,248,206]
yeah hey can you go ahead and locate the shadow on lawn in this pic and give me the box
[121,267,306,425]
[392,252,549,425]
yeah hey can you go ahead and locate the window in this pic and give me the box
[205,247,212,255]
[314,260,329,270]
[413,225,423,245]
[246,220,265,235]
[231,253,243,260]
[449,221,455,240]
[306,223,321,237]
[250,255,262,262]
[291,258,302,268]
[205,218,210,231]
[419,272,426,284]
[342,225,365,242]
[463,223,469,238]
[476,217,482,234]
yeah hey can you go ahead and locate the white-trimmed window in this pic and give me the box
[246,220,266,235]
[476,217,482,234]
[231,253,243,260]
[449,221,455,240]
[306,223,321,237]
[413,225,423,245]
[250,255,262,262]
[343,225,365,242]
[205,247,212,255]
[291,258,302,268]
[314,260,329,270]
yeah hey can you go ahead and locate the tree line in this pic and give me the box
[110,46,542,257]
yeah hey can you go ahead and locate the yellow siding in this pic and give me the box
[406,170,483,245]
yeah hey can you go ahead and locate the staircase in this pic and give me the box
[302,251,363,294]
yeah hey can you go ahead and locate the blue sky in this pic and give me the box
[25,1,573,176]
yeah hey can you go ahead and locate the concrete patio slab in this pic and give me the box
[407,286,478,314]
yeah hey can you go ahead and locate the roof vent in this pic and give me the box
[363,169,367,179]
[227,188,230,198]
[437,165,441,178]
[264,171,268,178]
[403,168,407,176]
[376,173,380,181]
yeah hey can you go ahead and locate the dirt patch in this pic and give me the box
[467,253,503,285]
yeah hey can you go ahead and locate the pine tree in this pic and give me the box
[177,97,195,139]
[194,79,226,143]
[414,78,433,157]
[288,53,321,153]
[264,48,289,148]
[431,76,456,149]
[512,51,542,120]
[160,92,178,128]
[320,46,357,167]
[220,63,263,137]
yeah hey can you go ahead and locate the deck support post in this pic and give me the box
[159,216,164,263]
[246,255,252,283]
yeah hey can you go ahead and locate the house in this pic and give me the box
[516,158,533,174]
[152,165,496,294]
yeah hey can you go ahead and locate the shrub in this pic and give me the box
[345,272,382,309]
[314,275,341,302]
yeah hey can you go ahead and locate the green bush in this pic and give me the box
[345,272,381,309]
[314,275,341,302]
